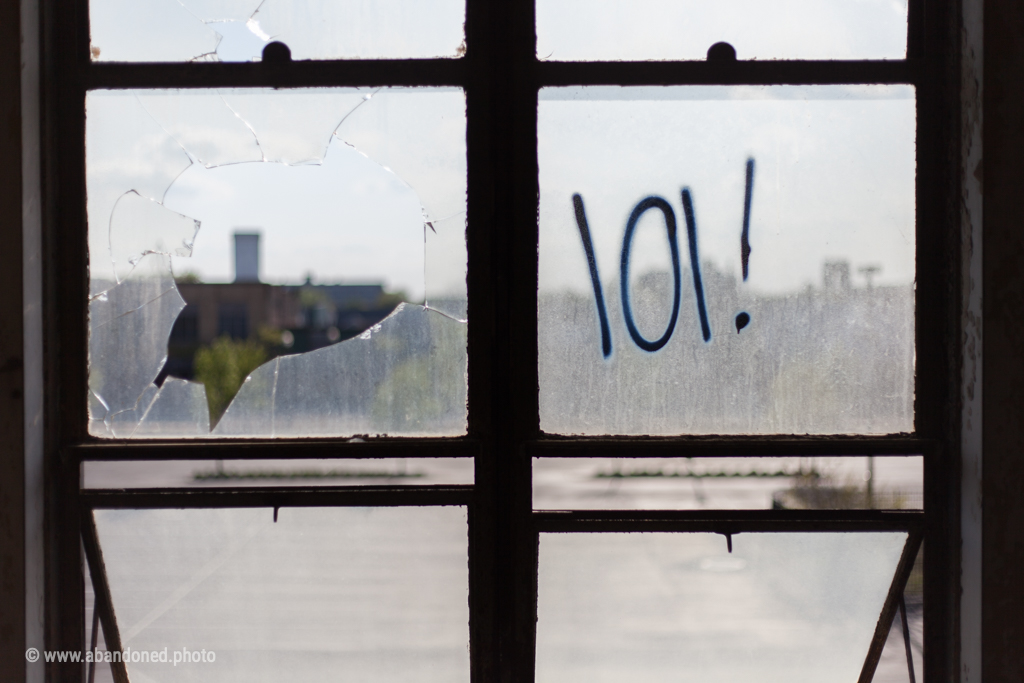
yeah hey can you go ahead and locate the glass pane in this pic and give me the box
[83,457,474,488]
[533,456,923,510]
[538,85,915,435]
[93,507,470,682]
[875,595,922,682]
[86,88,467,438]
[883,541,923,682]
[537,531,908,683]
[537,0,907,61]
[89,0,466,62]
[84,557,117,683]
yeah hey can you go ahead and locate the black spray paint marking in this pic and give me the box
[681,188,712,342]
[572,194,613,358]
[741,157,755,281]
[619,196,682,352]
[572,161,758,355]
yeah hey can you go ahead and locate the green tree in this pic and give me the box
[375,290,408,309]
[174,271,202,284]
[193,336,268,427]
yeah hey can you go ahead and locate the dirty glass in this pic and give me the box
[536,531,908,683]
[89,0,466,62]
[536,0,908,61]
[538,85,916,435]
[86,88,467,438]
[92,507,470,683]
[83,457,474,488]
[533,456,923,510]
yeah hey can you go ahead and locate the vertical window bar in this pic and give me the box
[907,0,925,63]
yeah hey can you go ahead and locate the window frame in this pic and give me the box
[40,0,963,680]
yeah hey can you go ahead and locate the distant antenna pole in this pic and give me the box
[867,456,875,508]
[858,264,881,289]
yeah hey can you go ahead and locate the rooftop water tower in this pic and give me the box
[234,231,261,283]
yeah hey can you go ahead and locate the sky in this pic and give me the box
[163,138,427,296]
[88,0,466,61]
[536,0,909,61]
[539,85,916,296]
[89,0,907,62]
[85,0,914,300]
[86,87,468,302]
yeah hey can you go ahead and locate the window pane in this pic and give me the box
[533,456,923,510]
[89,0,466,62]
[86,88,467,438]
[538,85,916,435]
[537,0,907,61]
[83,457,474,488]
[93,507,470,682]
[537,531,908,683]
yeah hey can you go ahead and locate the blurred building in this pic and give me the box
[163,231,401,381]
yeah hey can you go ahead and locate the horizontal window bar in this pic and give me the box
[81,59,468,90]
[67,439,481,462]
[78,58,915,91]
[534,508,923,533]
[537,60,916,86]
[81,484,475,509]
[529,438,935,458]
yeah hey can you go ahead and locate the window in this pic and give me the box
[215,303,248,340]
[44,0,960,681]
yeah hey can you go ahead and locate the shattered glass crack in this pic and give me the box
[89,0,465,62]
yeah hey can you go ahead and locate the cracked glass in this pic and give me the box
[538,85,916,435]
[536,531,909,683]
[89,0,466,62]
[537,0,908,61]
[87,87,467,438]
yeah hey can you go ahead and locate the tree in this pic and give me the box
[193,336,268,427]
